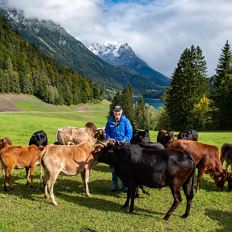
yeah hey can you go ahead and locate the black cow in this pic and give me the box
[29,130,48,147]
[177,129,198,141]
[157,130,174,147]
[131,129,150,144]
[221,143,232,173]
[97,144,195,220]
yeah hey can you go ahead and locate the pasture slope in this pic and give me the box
[0,94,231,232]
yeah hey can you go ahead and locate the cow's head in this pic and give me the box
[131,129,150,144]
[95,128,106,142]
[0,137,12,149]
[29,130,48,146]
[157,130,175,147]
[212,169,228,190]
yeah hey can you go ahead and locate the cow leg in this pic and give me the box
[25,167,30,186]
[123,190,130,209]
[4,166,14,190]
[4,174,9,191]
[135,186,139,198]
[81,167,91,197]
[43,168,50,198]
[181,173,194,219]
[28,166,35,188]
[128,185,136,214]
[164,186,181,220]
[196,169,205,193]
[46,172,59,205]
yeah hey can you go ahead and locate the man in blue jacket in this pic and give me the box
[105,105,133,192]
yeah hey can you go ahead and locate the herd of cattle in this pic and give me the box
[0,125,231,220]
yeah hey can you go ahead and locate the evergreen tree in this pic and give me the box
[165,46,209,130]
[212,41,232,129]
[133,96,146,129]
[121,84,134,123]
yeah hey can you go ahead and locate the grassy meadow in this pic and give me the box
[0,95,231,232]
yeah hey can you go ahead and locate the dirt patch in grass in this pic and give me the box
[0,94,29,112]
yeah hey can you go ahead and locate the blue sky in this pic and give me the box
[3,0,232,77]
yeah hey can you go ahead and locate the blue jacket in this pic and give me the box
[105,114,133,142]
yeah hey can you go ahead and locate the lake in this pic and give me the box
[133,97,164,109]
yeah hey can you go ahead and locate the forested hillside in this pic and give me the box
[0,16,102,105]
[2,7,166,98]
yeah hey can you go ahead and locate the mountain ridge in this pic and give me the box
[88,41,170,87]
[1,6,168,97]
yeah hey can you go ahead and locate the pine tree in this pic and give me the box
[121,84,134,123]
[133,96,146,129]
[212,41,232,129]
[165,46,209,130]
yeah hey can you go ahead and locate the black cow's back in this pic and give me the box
[109,144,194,188]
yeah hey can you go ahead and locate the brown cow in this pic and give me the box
[41,142,102,205]
[167,140,227,192]
[0,145,44,191]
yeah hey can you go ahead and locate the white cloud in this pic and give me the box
[3,0,232,77]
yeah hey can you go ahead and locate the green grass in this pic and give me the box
[0,96,232,231]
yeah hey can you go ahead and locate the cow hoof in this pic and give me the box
[52,201,58,206]
[180,214,188,219]
[163,215,170,220]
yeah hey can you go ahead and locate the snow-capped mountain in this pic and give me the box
[88,42,170,86]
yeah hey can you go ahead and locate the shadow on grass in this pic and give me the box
[205,209,232,232]
[58,192,163,218]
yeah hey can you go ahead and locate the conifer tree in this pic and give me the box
[133,96,146,129]
[165,45,209,130]
[121,84,134,123]
[212,41,232,129]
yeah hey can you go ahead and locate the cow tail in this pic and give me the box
[184,151,196,196]
[0,152,6,177]
[39,148,47,190]
[220,146,224,165]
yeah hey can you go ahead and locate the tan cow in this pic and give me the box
[167,140,227,192]
[41,142,102,205]
[0,145,44,191]
[55,122,105,145]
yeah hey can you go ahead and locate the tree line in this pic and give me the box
[0,17,102,105]
[164,42,232,130]
[110,42,232,131]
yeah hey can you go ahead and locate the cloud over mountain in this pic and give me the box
[2,0,232,77]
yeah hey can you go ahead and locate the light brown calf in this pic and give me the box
[41,142,102,205]
[167,140,227,192]
[0,145,44,191]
